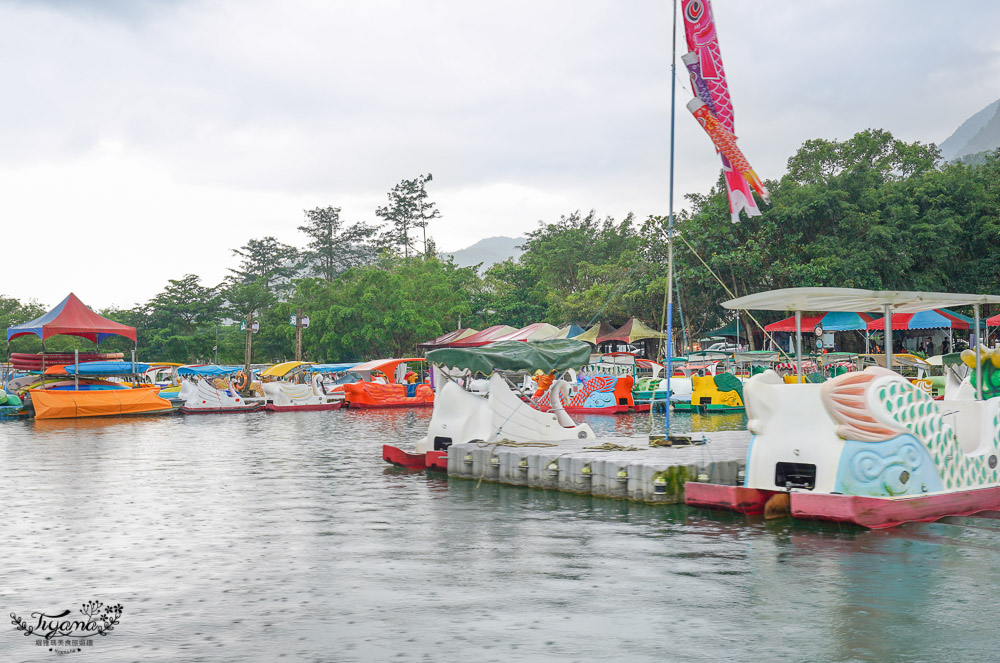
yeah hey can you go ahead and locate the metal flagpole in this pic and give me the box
[664,0,677,439]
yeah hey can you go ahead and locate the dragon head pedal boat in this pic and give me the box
[685,287,1000,529]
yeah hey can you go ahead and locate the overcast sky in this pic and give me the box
[2,0,999,310]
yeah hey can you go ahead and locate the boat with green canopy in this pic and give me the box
[383,339,596,470]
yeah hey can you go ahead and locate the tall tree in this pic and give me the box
[297,206,380,281]
[229,236,300,292]
[376,173,441,258]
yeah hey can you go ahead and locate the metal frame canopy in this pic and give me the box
[722,287,1000,314]
[723,287,1000,398]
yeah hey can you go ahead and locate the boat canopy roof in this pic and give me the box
[686,350,733,360]
[178,365,242,376]
[351,357,424,373]
[261,361,310,377]
[725,287,1000,314]
[303,363,357,373]
[426,339,592,374]
[734,351,780,363]
[7,293,137,343]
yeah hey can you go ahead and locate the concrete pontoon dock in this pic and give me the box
[446,430,751,503]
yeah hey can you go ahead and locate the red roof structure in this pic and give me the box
[7,293,137,343]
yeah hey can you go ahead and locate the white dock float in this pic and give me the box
[446,431,751,503]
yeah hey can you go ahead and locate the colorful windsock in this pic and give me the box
[681,0,766,222]
[687,99,770,203]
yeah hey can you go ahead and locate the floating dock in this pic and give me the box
[445,431,751,504]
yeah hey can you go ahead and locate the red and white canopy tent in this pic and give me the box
[986,312,1000,345]
[7,293,136,344]
[446,325,517,348]
[865,308,981,354]
[489,323,561,343]
[6,293,138,375]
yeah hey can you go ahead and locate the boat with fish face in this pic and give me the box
[534,373,635,414]
[382,340,596,470]
[685,288,1000,529]
[177,365,265,414]
[259,361,345,412]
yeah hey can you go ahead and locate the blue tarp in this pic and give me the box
[64,361,150,375]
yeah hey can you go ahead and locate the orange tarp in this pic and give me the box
[31,388,173,420]
[342,382,433,408]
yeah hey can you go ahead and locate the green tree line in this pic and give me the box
[3,132,999,363]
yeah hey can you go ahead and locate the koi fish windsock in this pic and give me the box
[681,0,767,222]
[687,99,769,203]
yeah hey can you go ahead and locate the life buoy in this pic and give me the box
[233,370,249,391]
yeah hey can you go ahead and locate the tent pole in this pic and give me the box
[975,304,982,400]
[884,305,893,372]
[795,311,802,380]
[74,349,79,390]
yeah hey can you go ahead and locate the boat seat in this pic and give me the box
[940,399,1000,456]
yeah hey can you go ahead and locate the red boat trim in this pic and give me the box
[347,401,434,409]
[382,444,428,469]
[265,402,344,412]
[179,404,264,414]
[790,486,1000,529]
[425,450,448,471]
[561,405,622,415]
[684,482,778,515]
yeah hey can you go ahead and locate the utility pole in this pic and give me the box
[295,307,304,361]
[244,311,254,383]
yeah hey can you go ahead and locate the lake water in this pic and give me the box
[1,409,998,662]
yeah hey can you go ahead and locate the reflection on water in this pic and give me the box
[578,410,747,437]
[0,409,997,662]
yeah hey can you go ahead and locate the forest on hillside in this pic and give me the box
[3,130,999,364]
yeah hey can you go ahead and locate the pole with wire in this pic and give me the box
[662,0,678,441]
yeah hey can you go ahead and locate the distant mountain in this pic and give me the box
[441,236,525,271]
[939,98,1000,161]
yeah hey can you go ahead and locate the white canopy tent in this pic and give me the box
[723,287,1000,398]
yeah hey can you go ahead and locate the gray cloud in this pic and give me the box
[0,0,997,308]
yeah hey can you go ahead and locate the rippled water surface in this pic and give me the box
[2,409,999,662]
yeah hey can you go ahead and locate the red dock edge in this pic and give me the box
[382,445,449,472]
[686,481,1000,528]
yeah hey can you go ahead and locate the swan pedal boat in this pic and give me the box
[176,365,265,414]
[259,361,345,411]
[383,340,597,470]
